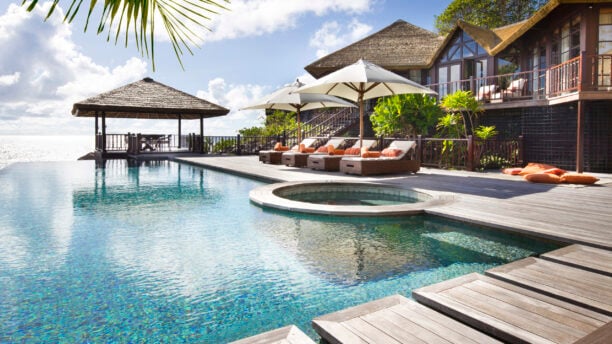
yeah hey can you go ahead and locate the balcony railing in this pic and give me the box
[426,54,611,104]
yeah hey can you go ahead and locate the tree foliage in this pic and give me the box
[435,0,548,34]
[22,0,229,70]
[239,110,298,137]
[371,94,442,137]
[438,90,483,138]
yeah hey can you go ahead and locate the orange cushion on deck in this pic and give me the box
[502,167,522,175]
[303,147,315,153]
[561,173,599,185]
[524,173,562,184]
[519,162,557,175]
[543,167,566,176]
[316,146,328,153]
[331,149,344,155]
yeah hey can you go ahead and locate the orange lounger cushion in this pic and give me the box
[345,147,361,156]
[273,142,289,151]
[381,148,403,158]
[524,173,562,184]
[561,173,599,185]
[519,162,557,175]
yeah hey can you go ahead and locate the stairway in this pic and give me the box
[290,107,360,139]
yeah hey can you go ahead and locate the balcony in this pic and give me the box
[426,54,612,108]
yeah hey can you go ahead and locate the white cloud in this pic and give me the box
[310,18,372,58]
[196,78,270,135]
[0,2,147,134]
[152,0,373,44]
[0,72,20,86]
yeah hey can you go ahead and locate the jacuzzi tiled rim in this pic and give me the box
[249,181,455,216]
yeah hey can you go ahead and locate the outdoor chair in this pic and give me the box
[259,138,318,164]
[339,140,420,176]
[307,139,376,171]
[282,137,345,167]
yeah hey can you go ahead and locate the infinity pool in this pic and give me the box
[0,160,560,342]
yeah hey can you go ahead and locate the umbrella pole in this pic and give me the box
[297,108,301,142]
[359,94,364,148]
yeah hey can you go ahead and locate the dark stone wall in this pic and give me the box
[480,101,611,172]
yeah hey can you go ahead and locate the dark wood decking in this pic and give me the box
[312,295,501,344]
[412,273,610,344]
[485,257,612,315]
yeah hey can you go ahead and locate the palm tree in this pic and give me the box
[22,0,229,70]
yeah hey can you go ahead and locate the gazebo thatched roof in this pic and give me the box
[72,77,229,120]
[304,20,445,78]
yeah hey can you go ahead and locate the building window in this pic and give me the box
[552,15,581,65]
[599,8,612,54]
[440,32,487,63]
[598,8,612,87]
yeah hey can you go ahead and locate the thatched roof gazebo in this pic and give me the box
[72,77,229,154]
[304,20,445,79]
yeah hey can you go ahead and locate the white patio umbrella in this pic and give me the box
[241,79,355,142]
[295,59,437,147]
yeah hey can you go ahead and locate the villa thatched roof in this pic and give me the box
[304,20,445,78]
[72,77,229,120]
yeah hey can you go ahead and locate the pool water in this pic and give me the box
[0,160,560,342]
[284,190,421,206]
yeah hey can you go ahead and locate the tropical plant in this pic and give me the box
[238,110,298,138]
[474,125,498,140]
[212,138,235,154]
[238,126,265,137]
[22,0,229,70]
[371,94,442,137]
[439,90,483,138]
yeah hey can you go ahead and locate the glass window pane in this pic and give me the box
[600,9,612,25]
[600,25,612,41]
[599,41,612,55]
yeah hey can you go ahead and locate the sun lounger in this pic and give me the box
[282,137,344,167]
[339,140,420,176]
[307,139,377,171]
[258,138,317,164]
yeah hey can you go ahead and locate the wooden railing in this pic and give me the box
[427,54,611,103]
[96,133,189,153]
[97,132,522,171]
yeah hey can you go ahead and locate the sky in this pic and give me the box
[0,0,452,136]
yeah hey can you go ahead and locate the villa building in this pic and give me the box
[304,0,612,173]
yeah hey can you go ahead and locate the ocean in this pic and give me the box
[0,135,94,170]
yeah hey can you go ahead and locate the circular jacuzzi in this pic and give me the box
[249,181,454,216]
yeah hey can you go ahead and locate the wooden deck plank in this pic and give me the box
[443,285,584,343]
[540,245,612,276]
[230,325,315,344]
[413,273,611,344]
[573,321,612,344]
[485,257,612,315]
[312,294,501,344]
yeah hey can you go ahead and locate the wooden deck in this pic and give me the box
[176,156,612,343]
[540,245,612,276]
[413,273,611,344]
[176,156,612,249]
[485,257,612,315]
[312,295,501,344]
[230,325,315,344]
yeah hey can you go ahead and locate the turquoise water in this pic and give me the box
[284,190,420,205]
[0,160,560,342]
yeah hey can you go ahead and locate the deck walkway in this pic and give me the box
[176,156,612,249]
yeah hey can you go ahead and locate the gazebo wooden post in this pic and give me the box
[94,111,99,150]
[178,114,182,149]
[101,111,107,154]
[199,115,204,154]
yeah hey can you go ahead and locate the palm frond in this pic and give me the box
[22,0,230,71]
